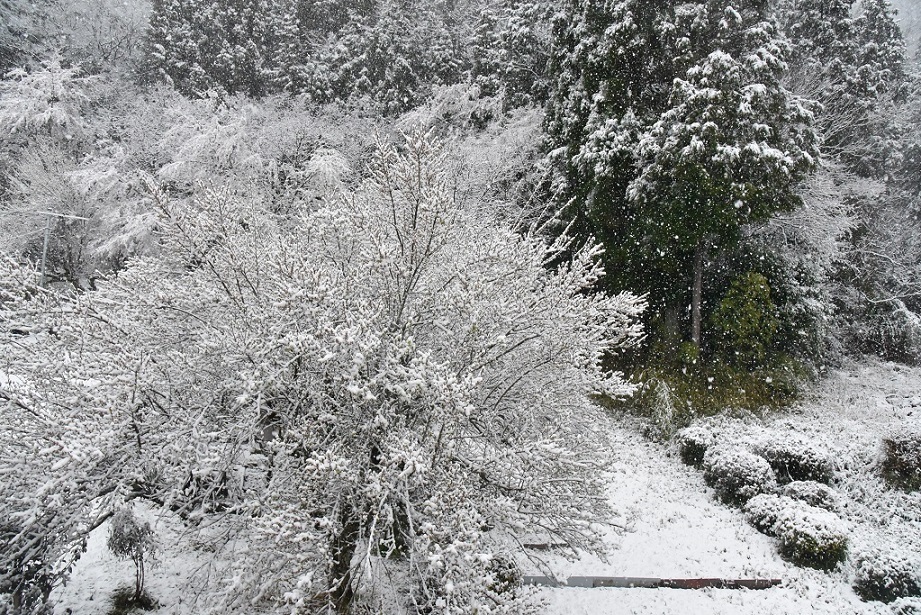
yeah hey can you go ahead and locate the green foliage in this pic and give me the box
[709,272,780,368]
[544,0,818,360]
[853,548,921,603]
[744,495,849,571]
[755,436,835,484]
[107,507,157,602]
[628,359,802,429]
[675,424,716,467]
[881,427,921,491]
[775,507,849,570]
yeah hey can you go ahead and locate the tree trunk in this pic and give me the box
[691,241,706,348]
[135,554,144,601]
[660,305,680,351]
[330,511,360,614]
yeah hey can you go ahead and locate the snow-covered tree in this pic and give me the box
[629,2,818,348]
[545,0,817,353]
[299,0,465,113]
[146,0,278,97]
[833,78,921,363]
[0,56,90,144]
[471,0,553,107]
[776,0,906,176]
[107,507,158,603]
[46,0,151,71]
[1,132,644,613]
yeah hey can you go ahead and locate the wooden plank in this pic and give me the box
[660,578,782,590]
[591,577,662,588]
[521,576,782,589]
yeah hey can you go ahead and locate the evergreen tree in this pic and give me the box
[545,0,817,351]
[147,0,278,97]
[630,1,818,347]
[303,0,464,112]
[0,0,33,72]
[471,0,553,107]
[776,0,906,175]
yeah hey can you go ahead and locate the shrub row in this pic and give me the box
[677,425,835,487]
[743,494,848,570]
[677,420,921,593]
[853,548,921,604]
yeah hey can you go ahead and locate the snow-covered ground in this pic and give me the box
[51,501,217,615]
[52,359,921,614]
[534,358,921,614]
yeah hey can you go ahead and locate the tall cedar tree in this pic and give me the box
[546,0,818,351]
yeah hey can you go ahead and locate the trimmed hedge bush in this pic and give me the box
[744,494,848,570]
[782,480,839,512]
[892,597,921,615]
[881,427,921,491]
[675,424,716,467]
[743,494,793,536]
[853,548,921,603]
[756,435,834,484]
[774,506,848,570]
[703,447,777,506]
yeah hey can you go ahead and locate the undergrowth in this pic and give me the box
[107,587,158,615]
[615,356,806,437]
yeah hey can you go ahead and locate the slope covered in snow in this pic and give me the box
[533,358,921,614]
[52,359,921,614]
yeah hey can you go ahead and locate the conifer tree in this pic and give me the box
[546,0,818,351]
[147,0,278,97]
[776,0,906,175]
[471,0,553,106]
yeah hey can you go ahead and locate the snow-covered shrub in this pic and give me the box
[0,254,38,307]
[0,132,645,613]
[396,83,504,133]
[743,494,797,536]
[107,507,157,603]
[703,447,777,506]
[774,506,848,570]
[633,376,680,441]
[880,426,921,491]
[892,597,921,615]
[782,480,839,512]
[675,423,716,467]
[755,435,835,484]
[853,548,921,603]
